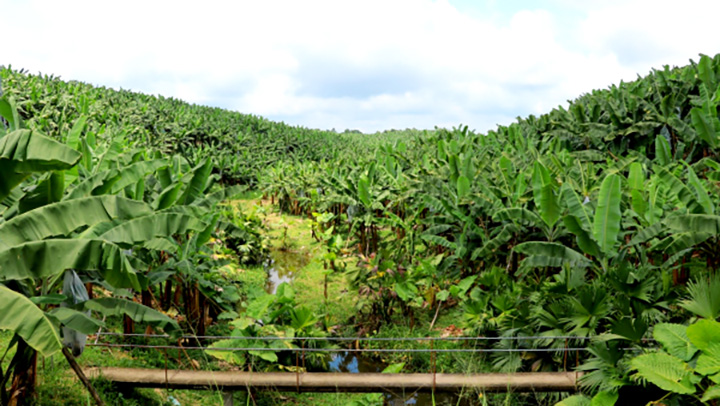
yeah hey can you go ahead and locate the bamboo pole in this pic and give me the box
[63,348,105,406]
[83,368,580,393]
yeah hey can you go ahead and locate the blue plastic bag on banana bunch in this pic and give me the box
[62,270,90,356]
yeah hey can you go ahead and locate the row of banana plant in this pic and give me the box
[0,96,270,405]
[0,66,388,186]
[257,54,720,403]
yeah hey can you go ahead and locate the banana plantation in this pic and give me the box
[2,54,720,406]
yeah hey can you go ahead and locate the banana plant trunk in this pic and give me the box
[6,339,38,406]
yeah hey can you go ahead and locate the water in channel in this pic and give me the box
[327,351,469,405]
[264,248,310,294]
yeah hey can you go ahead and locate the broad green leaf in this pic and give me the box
[382,363,405,374]
[206,339,246,365]
[555,395,590,406]
[702,386,720,402]
[0,129,82,201]
[0,96,22,131]
[0,284,62,357]
[653,323,698,361]
[685,164,714,214]
[48,307,104,335]
[593,174,622,255]
[18,171,65,214]
[65,116,87,150]
[687,319,720,351]
[563,215,600,257]
[494,207,542,228]
[532,161,560,227]
[0,196,152,249]
[106,159,168,194]
[695,343,720,377]
[81,298,179,333]
[591,391,618,406]
[665,214,720,236]
[691,107,719,149]
[655,134,671,165]
[627,162,644,190]
[456,175,470,199]
[0,239,140,290]
[561,184,593,233]
[697,54,717,90]
[179,159,212,205]
[246,294,275,320]
[394,281,418,302]
[514,242,591,268]
[154,182,183,210]
[630,352,696,394]
[97,213,206,246]
[357,176,371,207]
[656,167,703,214]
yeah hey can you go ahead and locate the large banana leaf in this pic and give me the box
[656,167,704,214]
[514,241,591,268]
[593,174,622,255]
[563,215,600,257]
[95,213,206,246]
[17,171,64,214]
[0,284,62,357]
[81,298,179,333]
[0,239,140,290]
[179,159,212,205]
[560,183,594,233]
[532,161,560,227]
[0,196,153,249]
[0,129,82,201]
[665,214,720,235]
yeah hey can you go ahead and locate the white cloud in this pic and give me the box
[3,0,720,132]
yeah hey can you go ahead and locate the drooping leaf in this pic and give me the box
[0,284,62,357]
[514,242,591,268]
[96,213,206,247]
[81,298,179,333]
[563,215,600,257]
[0,239,140,290]
[0,196,153,249]
[48,307,104,335]
[656,167,703,214]
[0,129,82,201]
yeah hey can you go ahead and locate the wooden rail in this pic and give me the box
[84,367,581,393]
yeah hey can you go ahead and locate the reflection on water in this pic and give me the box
[264,248,310,294]
[328,351,468,406]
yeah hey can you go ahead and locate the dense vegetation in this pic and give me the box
[3,53,720,405]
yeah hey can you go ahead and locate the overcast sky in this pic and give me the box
[3,0,720,133]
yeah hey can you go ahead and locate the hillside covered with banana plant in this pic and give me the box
[3,53,720,406]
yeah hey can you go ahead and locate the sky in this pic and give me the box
[3,0,720,133]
